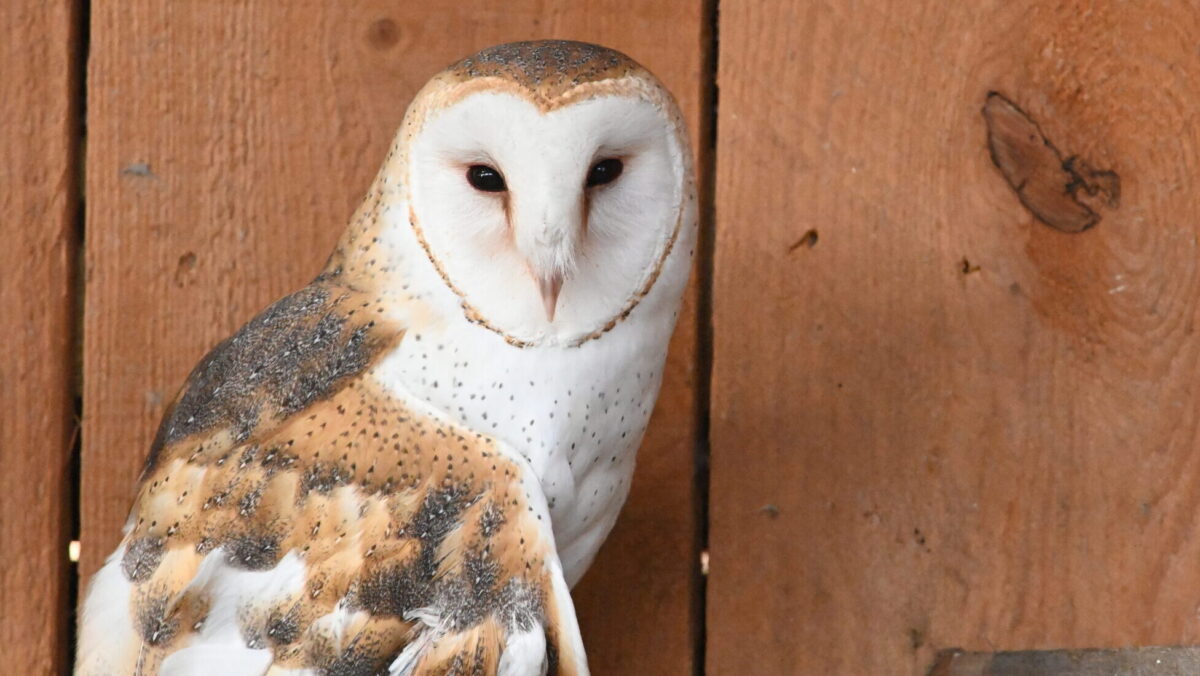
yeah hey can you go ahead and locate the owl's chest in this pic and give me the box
[375,323,668,583]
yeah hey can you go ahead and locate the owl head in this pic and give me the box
[342,41,695,348]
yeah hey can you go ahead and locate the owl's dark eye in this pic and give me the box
[466,165,507,192]
[586,158,623,187]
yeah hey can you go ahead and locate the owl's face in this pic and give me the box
[397,51,691,348]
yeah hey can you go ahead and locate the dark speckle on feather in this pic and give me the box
[320,639,390,676]
[225,532,282,570]
[265,605,301,646]
[145,282,392,471]
[136,589,180,647]
[122,536,165,582]
[496,579,544,633]
[407,482,475,544]
[478,502,506,538]
[238,483,264,516]
[356,561,427,617]
[355,484,475,615]
[301,461,354,496]
[437,547,501,631]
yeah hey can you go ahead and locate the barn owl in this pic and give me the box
[77,40,695,675]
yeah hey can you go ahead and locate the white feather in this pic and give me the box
[189,548,307,640]
[307,600,371,651]
[387,629,433,676]
[76,546,137,674]
[498,628,549,676]
[157,549,308,674]
[159,644,273,676]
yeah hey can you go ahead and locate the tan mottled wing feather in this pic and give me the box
[77,277,585,675]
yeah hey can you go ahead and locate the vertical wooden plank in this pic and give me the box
[0,1,79,672]
[711,2,1200,674]
[82,1,706,671]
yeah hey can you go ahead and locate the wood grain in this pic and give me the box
[82,1,707,672]
[710,2,1200,674]
[0,1,79,671]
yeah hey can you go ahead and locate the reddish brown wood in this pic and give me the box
[82,2,707,671]
[711,2,1200,674]
[0,1,79,671]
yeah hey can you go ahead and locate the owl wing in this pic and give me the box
[76,277,588,675]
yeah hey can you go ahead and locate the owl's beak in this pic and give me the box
[539,274,564,322]
[512,177,582,323]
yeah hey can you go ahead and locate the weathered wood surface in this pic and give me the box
[0,1,79,672]
[931,647,1200,676]
[710,2,1200,674]
[82,2,707,672]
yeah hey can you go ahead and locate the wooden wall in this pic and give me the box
[0,1,79,672]
[710,1,1200,674]
[7,0,1200,673]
